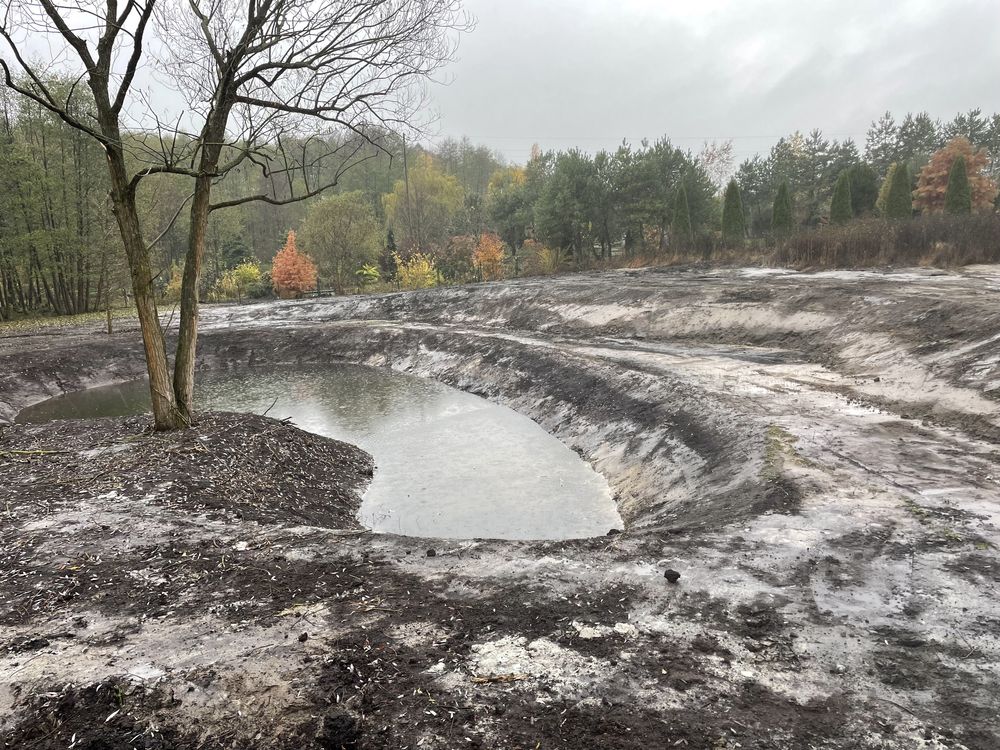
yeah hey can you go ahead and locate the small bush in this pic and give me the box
[356,263,381,288]
[163,262,184,303]
[395,252,437,289]
[519,240,565,276]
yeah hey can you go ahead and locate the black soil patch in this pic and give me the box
[0,412,372,529]
[0,413,372,627]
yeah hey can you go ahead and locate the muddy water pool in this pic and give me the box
[18,364,622,540]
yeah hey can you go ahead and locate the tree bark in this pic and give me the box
[172,172,212,422]
[106,150,182,430]
[173,92,230,421]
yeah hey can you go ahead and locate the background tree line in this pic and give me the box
[736,108,1000,234]
[4,100,1000,319]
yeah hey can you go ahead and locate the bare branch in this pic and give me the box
[146,191,195,251]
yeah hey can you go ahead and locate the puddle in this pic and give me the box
[17,364,621,540]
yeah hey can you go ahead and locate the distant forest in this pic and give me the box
[2,87,999,318]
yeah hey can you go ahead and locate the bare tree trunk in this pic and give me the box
[106,153,181,430]
[172,172,212,422]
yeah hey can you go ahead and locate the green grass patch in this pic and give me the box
[762,424,799,481]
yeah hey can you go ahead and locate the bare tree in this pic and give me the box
[1,0,468,429]
[697,139,736,192]
[1,0,182,427]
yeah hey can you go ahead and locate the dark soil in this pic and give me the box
[1,412,373,531]
[1,413,372,630]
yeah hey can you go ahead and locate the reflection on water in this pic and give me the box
[18,364,621,540]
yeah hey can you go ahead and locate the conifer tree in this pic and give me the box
[721,179,746,244]
[771,181,794,234]
[875,163,898,216]
[830,171,854,224]
[672,183,693,244]
[944,155,973,215]
[884,163,913,219]
[271,231,318,297]
[380,228,400,282]
[847,164,879,216]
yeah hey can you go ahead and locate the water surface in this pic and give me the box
[18,365,621,540]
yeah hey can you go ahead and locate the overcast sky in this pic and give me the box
[427,0,1000,164]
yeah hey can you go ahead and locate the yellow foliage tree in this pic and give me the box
[383,154,464,252]
[473,232,506,281]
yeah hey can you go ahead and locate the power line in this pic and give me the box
[433,133,868,141]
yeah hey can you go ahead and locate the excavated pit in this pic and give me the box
[2,265,999,749]
[2,319,770,534]
[17,364,624,541]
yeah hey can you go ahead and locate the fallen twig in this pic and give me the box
[261,397,279,417]
[470,673,530,684]
[0,449,69,456]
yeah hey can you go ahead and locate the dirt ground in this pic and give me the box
[2,264,999,749]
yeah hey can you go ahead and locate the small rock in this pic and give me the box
[830,663,847,675]
[664,569,681,584]
[298,632,309,643]
[606,528,622,537]
[873,376,881,383]
[426,548,436,558]
[613,622,638,637]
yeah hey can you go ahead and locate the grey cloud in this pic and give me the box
[429,0,1000,163]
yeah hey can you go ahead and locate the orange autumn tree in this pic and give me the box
[473,232,506,281]
[914,137,998,213]
[271,231,318,298]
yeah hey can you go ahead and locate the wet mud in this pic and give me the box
[2,264,999,748]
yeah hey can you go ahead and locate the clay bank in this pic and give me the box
[2,265,999,749]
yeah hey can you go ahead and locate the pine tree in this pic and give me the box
[771,181,794,234]
[944,155,972,215]
[830,171,853,224]
[864,112,900,177]
[884,163,913,219]
[721,179,746,244]
[671,183,693,244]
[847,164,879,216]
